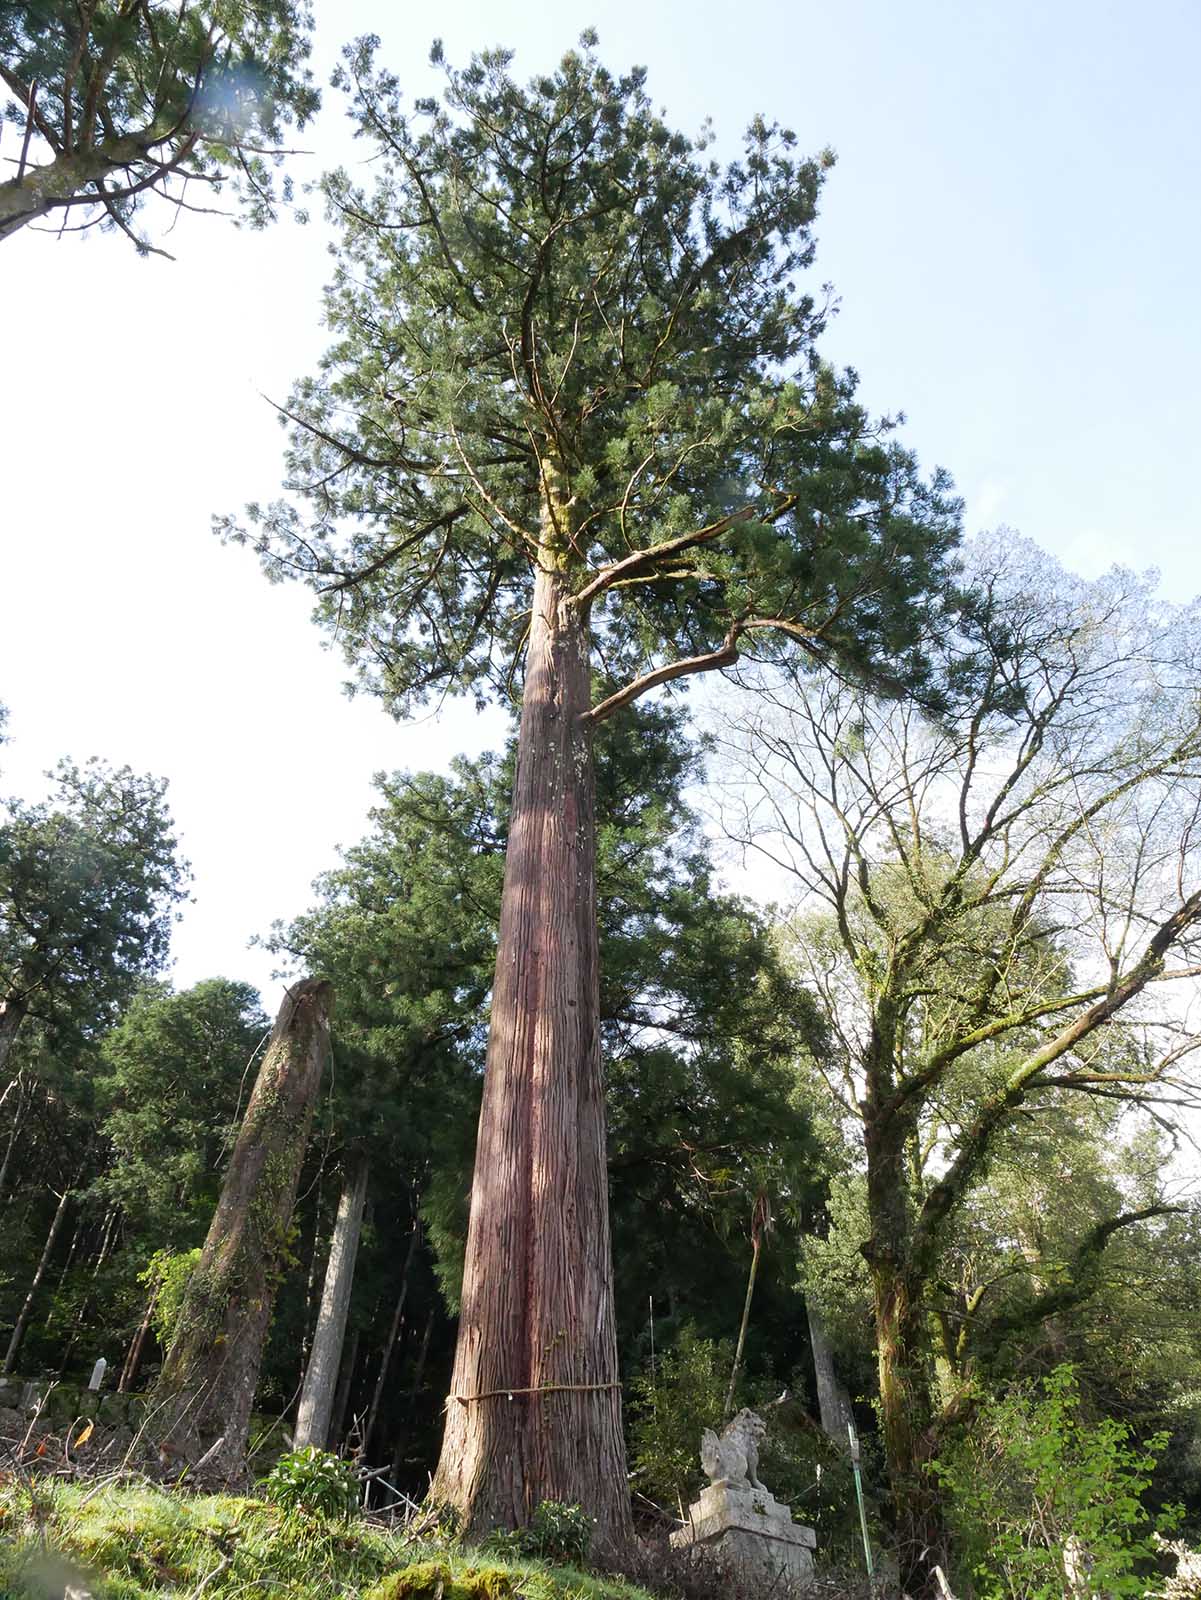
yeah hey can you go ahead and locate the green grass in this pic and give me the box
[0,1481,656,1600]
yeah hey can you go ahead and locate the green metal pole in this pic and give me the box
[848,1418,875,1584]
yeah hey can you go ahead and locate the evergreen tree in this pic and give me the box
[1,0,318,251]
[95,978,268,1255]
[0,760,187,1079]
[226,35,962,1543]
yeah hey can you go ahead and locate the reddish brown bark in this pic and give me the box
[153,978,333,1478]
[430,561,631,1551]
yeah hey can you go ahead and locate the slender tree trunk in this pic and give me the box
[0,1072,28,1206]
[392,1306,435,1483]
[297,1155,327,1387]
[806,1298,851,1445]
[294,1153,369,1450]
[0,997,27,1081]
[58,1207,121,1375]
[91,1206,120,1278]
[3,1177,72,1374]
[364,1219,420,1454]
[724,1234,762,1418]
[119,1293,156,1392]
[152,978,333,1479]
[56,1214,86,1294]
[431,556,631,1552]
[329,1326,361,1453]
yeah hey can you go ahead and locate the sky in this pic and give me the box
[2,0,1199,1013]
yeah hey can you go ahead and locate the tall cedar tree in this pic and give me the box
[224,37,962,1545]
[0,1,318,253]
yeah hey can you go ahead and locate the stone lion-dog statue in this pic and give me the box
[700,1408,768,1492]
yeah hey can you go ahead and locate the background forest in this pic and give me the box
[3,5,1201,1599]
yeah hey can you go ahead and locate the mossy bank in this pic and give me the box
[0,1482,656,1600]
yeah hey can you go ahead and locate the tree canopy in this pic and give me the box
[0,760,188,1070]
[0,0,318,252]
[227,32,962,719]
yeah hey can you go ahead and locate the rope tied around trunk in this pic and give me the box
[446,1381,622,1408]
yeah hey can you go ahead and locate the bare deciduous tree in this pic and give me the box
[715,537,1201,1575]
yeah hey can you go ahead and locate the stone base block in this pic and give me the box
[672,1482,816,1589]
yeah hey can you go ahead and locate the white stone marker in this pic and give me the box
[88,1357,107,1391]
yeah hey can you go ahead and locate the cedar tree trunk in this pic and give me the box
[153,977,332,1477]
[430,561,631,1551]
[294,1152,369,1449]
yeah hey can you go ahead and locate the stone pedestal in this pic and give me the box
[671,1481,817,1589]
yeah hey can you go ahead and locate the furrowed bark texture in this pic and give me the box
[430,563,631,1551]
[153,977,332,1478]
[294,1152,369,1449]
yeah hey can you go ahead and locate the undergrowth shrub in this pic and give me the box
[260,1445,361,1519]
[934,1364,1180,1598]
[484,1501,594,1565]
[140,1247,201,1349]
[627,1327,731,1509]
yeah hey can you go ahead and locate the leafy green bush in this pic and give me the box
[628,1326,733,1507]
[259,1446,361,1520]
[934,1364,1181,1598]
[484,1501,593,1565]
[140,1247,201,1349]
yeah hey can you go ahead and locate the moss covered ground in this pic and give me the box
[0,1482,657,1600]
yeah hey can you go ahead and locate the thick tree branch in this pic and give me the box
[574,494,797,610]
[574,506,757,608]
[968,1203,1184,1365]
[583,606,825,725]
[584,626,743,725]
[909,888,1201,1276]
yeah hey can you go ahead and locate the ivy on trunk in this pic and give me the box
[153,978,332,1479]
